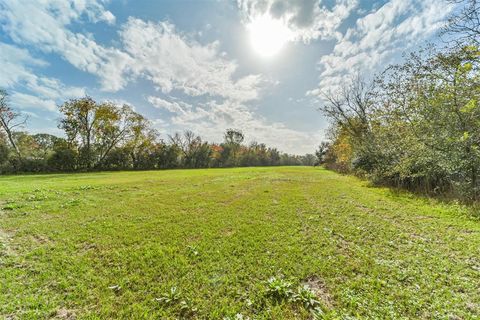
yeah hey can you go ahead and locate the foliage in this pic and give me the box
[58,97,149,169]
[316,1,480,202]
[0,95,313,174]
[319,45,480,200]
[47,138,78,172]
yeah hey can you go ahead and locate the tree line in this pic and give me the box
[0,94,316,173]
[316,0,480,201]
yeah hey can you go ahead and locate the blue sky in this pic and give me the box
[0,0,455,154]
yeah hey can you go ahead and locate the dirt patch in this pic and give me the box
[80,242,98,252]
[30,234,52,245]
[410,233,430,243]
[53,308,76,320]
[220,190,249,206]
[222,228,236,237]
[0,229,15,257]
[301,275,334,308]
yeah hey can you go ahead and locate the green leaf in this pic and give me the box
[460,99,477,113]
[461,62,473,72]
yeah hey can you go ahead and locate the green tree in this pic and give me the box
[47,138,77,172]
[59,97,147,169]
[222,129,244,166]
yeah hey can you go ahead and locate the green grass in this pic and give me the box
[1,167,479,319]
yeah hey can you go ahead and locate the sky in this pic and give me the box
[0,0,456,154]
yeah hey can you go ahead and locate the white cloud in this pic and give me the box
[0,0,129,92]
[308,0,454,95]
[0,43,46,88]
[148,96,194,116]
[97,9,116,25]
[7,76,85,112]
[238,0,358,43]
[1,2,266,97]
[0,42,86,112]
[120,18,264,101]
[25,77,86,100]
[10,92,58,112]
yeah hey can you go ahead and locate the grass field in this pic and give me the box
[1,167,479,319]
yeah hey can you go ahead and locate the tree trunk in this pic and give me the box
[0,118,21,158]
[472,165,478,200]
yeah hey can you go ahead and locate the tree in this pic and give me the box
[320,44,480,199]
[379,46,480,196]
[95,104,148,167]
[267,147,280,166]
[59,97,97,168]
[222,129,244,166]
[155,142,181,169]
[320,76,375,139]
[47,138,77,172]
[0,94,318,174]
[168,130,213,168]
[59,98,146,169]
[0,133,9,168]
[319,77,379,173]
[301,154,317,166]
[31,133,59,159]
[444,0,480,45]
[124,118,158,170]
[224,128,245,145]
[314,142,330,166]
[102,147,131,170]
[0,89,27,158]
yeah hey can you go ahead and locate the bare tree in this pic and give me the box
[319,76,376,138]
[168,132,187,157]
[443,0,480,45]
[0,90,27,158]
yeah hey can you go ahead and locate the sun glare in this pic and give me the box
[247,15,292,57]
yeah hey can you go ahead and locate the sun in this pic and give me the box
[247,15,292,57]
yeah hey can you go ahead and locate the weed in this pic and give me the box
[26,193,48,202]
[156,287,198,317]
[224,313,250,320]
[293,285,322,310]
[264,277,295,302]
[187,245,199,257]
[156,287,182,305]
[2,202,23,211]
[60,199,80,208]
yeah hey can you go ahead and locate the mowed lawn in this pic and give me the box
[1,167,479,319]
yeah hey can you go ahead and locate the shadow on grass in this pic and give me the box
[336,170,480,220]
